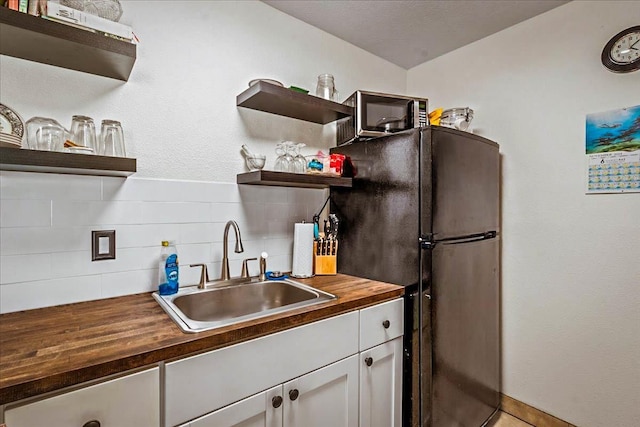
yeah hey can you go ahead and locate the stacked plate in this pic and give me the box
[0,103,25,149]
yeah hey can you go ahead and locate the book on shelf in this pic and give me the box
[41,14,96,32]
[45,1,134,41]
[27,0,45,16]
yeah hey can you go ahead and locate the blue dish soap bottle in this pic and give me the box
[158,240,179,295]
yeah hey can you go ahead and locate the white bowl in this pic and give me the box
[245,155,266,171]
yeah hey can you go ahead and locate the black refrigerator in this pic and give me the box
[330,126,500,427]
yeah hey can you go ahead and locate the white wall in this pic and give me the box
[408,2,640,426]
[0,1,406,181]
[0,1,405,311]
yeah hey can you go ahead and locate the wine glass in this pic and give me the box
[291,143,307,174]
[275,141,293,172]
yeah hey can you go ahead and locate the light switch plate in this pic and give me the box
[92,230,116,261]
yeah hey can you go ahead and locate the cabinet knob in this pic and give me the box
[382,320,391,329]
[365,357,373,367]
[289,389,299,401]
[272,395,283,408]
[83,421,101,427]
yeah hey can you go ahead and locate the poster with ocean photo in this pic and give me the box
[585,105,640,194]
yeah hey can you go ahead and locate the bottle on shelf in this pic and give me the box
[158,240,179,295]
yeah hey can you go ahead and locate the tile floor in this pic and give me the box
[490,411,534,427]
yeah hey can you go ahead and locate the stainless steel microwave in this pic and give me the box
[336,90,429,145]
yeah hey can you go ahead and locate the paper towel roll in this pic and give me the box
[292,223,315,278]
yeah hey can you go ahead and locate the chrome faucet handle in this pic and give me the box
[259,252,268,281]
[241,257,258,278]
[189,263,210,289]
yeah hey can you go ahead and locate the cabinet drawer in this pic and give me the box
[4,367,159,427]
[359,298,404,351]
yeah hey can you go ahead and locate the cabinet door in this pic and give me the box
[283,355,358,427]
[190,385,283,427]
[4,367,159,427]
[359,337,403,427]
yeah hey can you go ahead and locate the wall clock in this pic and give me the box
[601,25,640,73]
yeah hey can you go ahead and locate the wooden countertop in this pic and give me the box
[0,274,403,405]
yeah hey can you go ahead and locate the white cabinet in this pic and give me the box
[189,385,283,427]
[283,355,359,427]
[165,311,359,426]
[166,299,404,427]
[359,299,404,427]
[4,367,159,427]
[359,298,404,351]
[359,337,404,427]
[182,356,359,427]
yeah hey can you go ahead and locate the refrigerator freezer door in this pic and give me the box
[331,129,426,287]
[429,127,499,240]
[429,237,500,427]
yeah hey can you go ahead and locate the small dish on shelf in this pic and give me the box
[289,86,309,94]
[248,79,283,88]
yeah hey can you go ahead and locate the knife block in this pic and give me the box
[313,240,337,275]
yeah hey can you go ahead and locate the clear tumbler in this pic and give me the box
[315,74,338,101]
[99,120,126,157]
[70,115,97,152]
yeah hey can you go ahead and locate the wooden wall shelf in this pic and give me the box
[237,170,352,189]
[0,147,136,177]
[0,7,136,81]
[237,81,353,124]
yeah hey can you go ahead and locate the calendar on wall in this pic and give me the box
[585,105,640,194]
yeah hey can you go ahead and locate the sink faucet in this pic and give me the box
[221,220,244,280]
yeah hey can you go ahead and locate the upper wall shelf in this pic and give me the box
[0,147,136,177]
[0,7,136,81]
[237,81,353,124]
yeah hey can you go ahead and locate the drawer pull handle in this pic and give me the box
[289,389,299,401]
[272,395,283,408]
[365,357,374,367]
[83,421,101,427]
[382,320,391,329]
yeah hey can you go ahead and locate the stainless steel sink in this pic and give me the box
[153,278,336,333]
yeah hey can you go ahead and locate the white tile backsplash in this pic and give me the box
[0,172,103,201]
[0,276,102,313]
[0,253,53,283]
[0,172,326,313]
[0,199,52,227]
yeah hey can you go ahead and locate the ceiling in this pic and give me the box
[262,0,570,69]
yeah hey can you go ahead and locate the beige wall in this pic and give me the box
[408,2,640,426]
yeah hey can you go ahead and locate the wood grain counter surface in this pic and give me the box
[0,274,403,405]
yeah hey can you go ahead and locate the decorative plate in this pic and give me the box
[248,79,284,88]
[0,103,25,139]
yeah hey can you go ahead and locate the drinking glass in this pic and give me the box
[35,124,64,151]
[315,74,339,101]
[275,141,293,172]
[70,115,97,152]
[291,143,307,174]
[25,117,68,150]
[99,119,126,157]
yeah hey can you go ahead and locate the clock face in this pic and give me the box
[610,31,640,64]
[602,26,640,73]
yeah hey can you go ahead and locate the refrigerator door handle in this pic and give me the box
[419,234,435,249]
[421,231,497,248]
